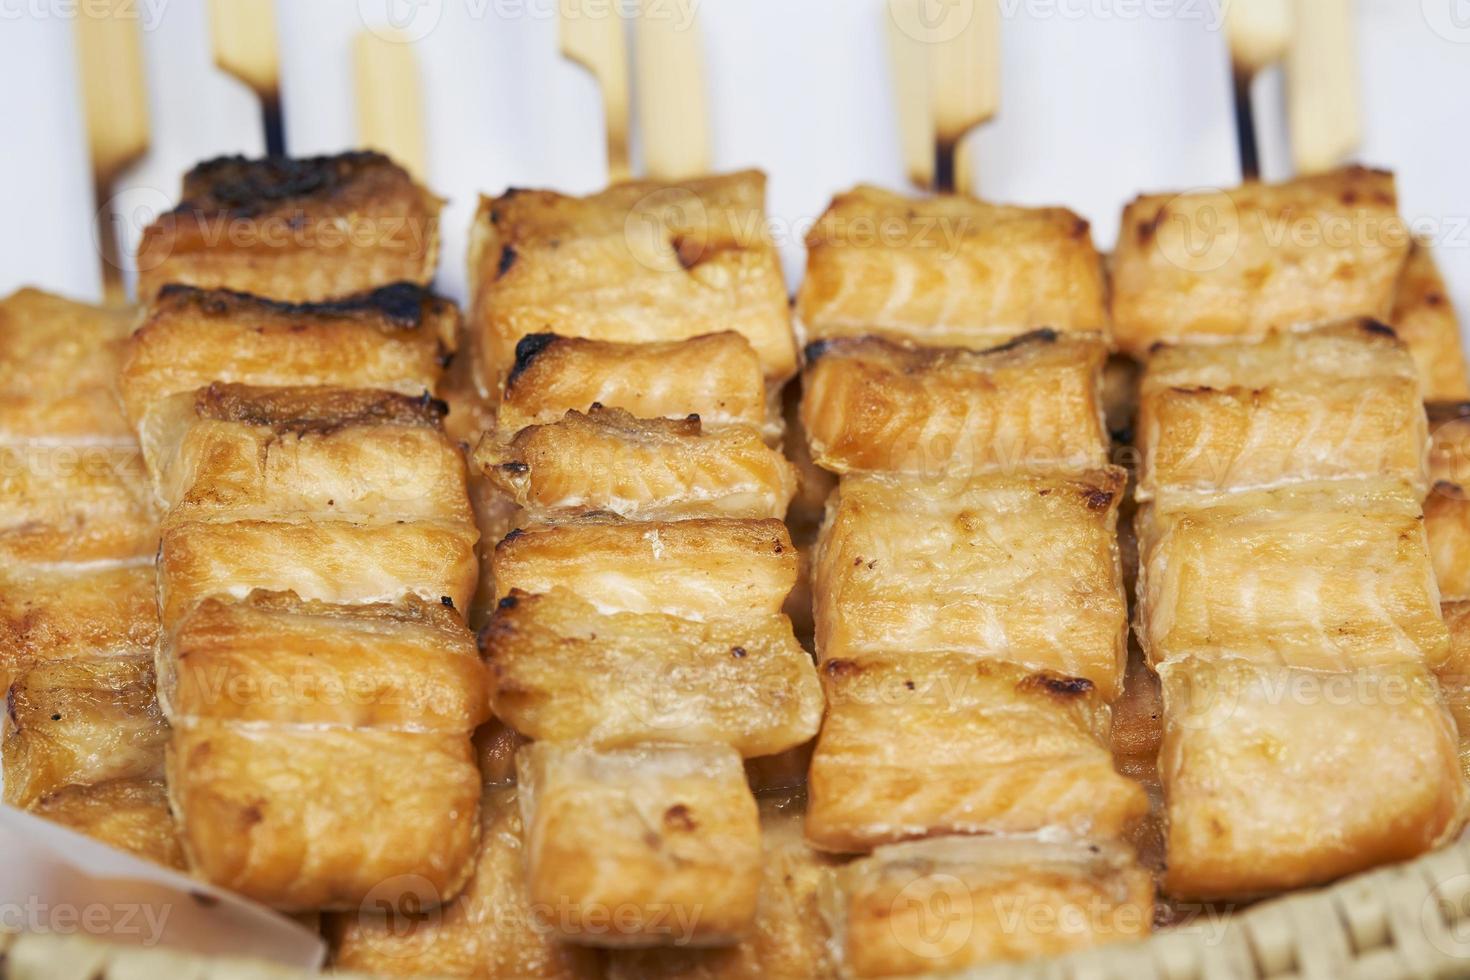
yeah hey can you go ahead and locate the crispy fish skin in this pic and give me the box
[121,283,457,430]
[1158,657,1468,900]
[813,468,1129,699]
[2,657,168,809]
[167,592,489,732]
[517,742,762,948]
[805,655,1147,853]
[30,779,185,870]
[492,517,797,620]
[1137,324,1427,503]
[484,589,821,758]
[168,720,481,912]
[1391,239,1470,401]
[137,152,443,303]
[800,331,1109,477]
[475,406,797,523]
[795,185,1108,348]
[0,289,136,442]
[327,787,603,978]
[469,172,796,384]
[832,836,1153,978]
[498,332,770,438]
[0,442,156,564]
[158,517,479,630]
[141,384,471,524]
[1135,483,1449,671]
[1110,167,1411,355]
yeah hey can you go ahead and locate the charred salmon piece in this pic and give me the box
[1158,657,1467,901]
[469,171,796,385]
[474,406,797,523]
[1137,320,1426,503]
[1135,482,1448,672]
[795,184,1108,350]
[516,741,762,947]
[813,468,1129,699]
[800,330,1109,477]
[498,331,771,440]
[831,835,1153,977]
[1111,167,1410,356]
[483,588,820,758]
[805,654,1147,852]
[121,281,457,430]
[136,151,442,304]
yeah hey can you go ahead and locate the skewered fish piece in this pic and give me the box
[1427,403,1470,602]
[516,741,762,947]
[1158,657,1466,900]
[813,468,1129,699]
[1391,238,1470,401]
[136,152,442,303]
[805,654,1147,853]
[484,588,821,758]
[1111,167,1410,356]
[469,172,796,386]
[120,282,457,433]
[800,330,1109,478]
[1137,322,1427,505]
[28,779,185,869]
[795,185,1108,349]
[475,406,797,523]
[1135,481,1448,671]
[497,332,771,439]
[327,787,602,977]
[830,836,1153,977]
[491,517,796,620]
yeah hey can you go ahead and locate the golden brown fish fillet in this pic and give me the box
[491,517,797,620]
[606,795,838,979]
[121,283,457,430]
[498,332,772,439]
[1440,601,1470,779]
[1158,657,1467,900]
[1111,167,1411,355]
[0,289,136,442]
[832,836,1153,978]
[475,406,797,522]
[30,779,185,870]
[484,589,820,758]
[800,330,1109,477]
[1137,322,1426,503]
[0,443,155,564]
[805,655,1147,853]
[0,561,158,691]
[795,185,1108,348]
[1135,483,1449,671]
[166,592,489,732]
[1428,405,1470,601]
[139,383,471,525]
[517,741,762,947]
[327,787,603,978]
[1391,239,1470,401]
[158,517,479,630]
[813,468,1129,698]
[136,152,442,303]
[3,657,167,809]
[469,172,796,385]
[169,720,481,911]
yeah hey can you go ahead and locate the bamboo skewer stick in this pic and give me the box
[209,0,285,155]
[560,2,632,183]
[887,0,1000,196]
[1286,0,1359,174]
[632,0,710,181]
[74,1,150,306]
[353,30,429,181]
[1223,0,1292,180]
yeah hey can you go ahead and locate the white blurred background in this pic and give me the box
[0,0,1465,323]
